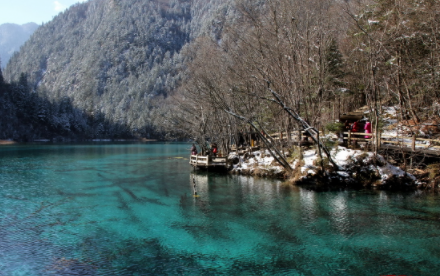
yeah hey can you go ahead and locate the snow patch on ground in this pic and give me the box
[231,150,284,174]
[231,145,416,186]
[301,150,318,175]
[383,106,397,117]
[331,147,415,182]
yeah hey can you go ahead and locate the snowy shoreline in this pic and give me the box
[227,105,439,190]
[229,146,422,190]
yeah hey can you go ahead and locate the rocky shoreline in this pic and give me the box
[229,147,437,191]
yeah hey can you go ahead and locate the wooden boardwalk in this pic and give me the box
[189,126,439,171]
[189,155,230,169]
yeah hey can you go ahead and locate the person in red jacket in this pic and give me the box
[364,121,372,139]
[351,120,360,132]
[211,143,218,157]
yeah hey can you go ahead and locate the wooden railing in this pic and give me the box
[380,134,440,151]
[190,155,229,168]
[229,145,260,155]
[190,155,209,166]
[344,131,374,145]
[268,130,440,153]
[270,131,310,140]
[344,131,440,152]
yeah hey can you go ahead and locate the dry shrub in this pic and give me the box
[354,152,370,163]
[289,159,305,182]
[427,164,440,180]
[253,167,266,177]
[287,146,303,163]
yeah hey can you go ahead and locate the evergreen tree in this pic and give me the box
[326,39,345,87]
[18,72,29,90]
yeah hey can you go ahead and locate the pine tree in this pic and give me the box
[326,39,345,87]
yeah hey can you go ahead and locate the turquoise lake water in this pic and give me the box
[0,142,439,275]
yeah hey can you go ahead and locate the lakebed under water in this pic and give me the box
[0,142,439,275]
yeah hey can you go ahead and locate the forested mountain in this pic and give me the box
[0,23,38,67]
[3,0,234,140]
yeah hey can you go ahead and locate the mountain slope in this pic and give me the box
[4,0,234,138]
[0,23,38,67]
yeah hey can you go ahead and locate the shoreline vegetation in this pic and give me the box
[227,146,433,191]
[190,105,440,191]
[192,107,440,191]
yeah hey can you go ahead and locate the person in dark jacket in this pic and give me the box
[191,144,197,155]
[344,120,350,131]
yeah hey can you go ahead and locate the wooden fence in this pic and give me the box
[379,133,440,151]
[269,130,440,154]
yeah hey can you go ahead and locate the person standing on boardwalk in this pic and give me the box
[351,120,360,132]
[364,121,372,139]
[211,143,218,157]
[344,120,350,131]
[191,144,198,155]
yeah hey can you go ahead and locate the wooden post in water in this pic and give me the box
[192,174,199,197]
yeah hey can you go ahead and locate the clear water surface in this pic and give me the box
[0,143,439,275]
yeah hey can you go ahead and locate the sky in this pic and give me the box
[0,0,88,25]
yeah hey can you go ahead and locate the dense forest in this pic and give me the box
[0,67,134,141]
[1,0,439,145]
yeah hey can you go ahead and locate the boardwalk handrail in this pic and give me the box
[267,129,440,153]
[190,155,209,166]
[343,131,374,145]
[269,131,320,140]
[380,134,440,150]
[343,131,440,151]
[190,154,229,168]
[229,146,260,155]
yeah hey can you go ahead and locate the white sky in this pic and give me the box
[0,0,88,25]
